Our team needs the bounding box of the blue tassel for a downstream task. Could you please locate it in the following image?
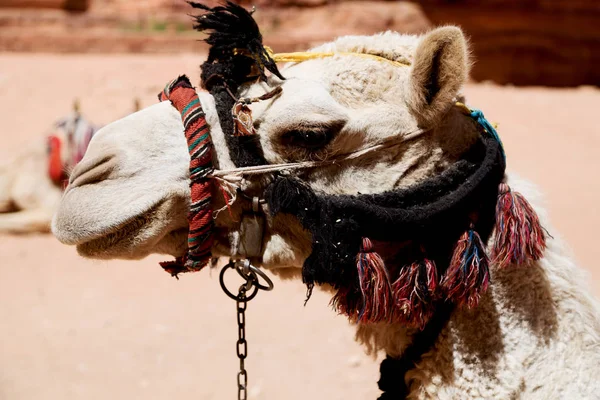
[469,108,505,160]
[441,229,490,308]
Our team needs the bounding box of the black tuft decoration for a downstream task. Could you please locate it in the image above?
[190,1,283,83]
[190,1,284,167]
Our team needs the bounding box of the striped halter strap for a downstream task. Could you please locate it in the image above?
[158,75,215,276]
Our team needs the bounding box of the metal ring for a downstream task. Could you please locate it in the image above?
[220,262,259,302]
[233,259,256,291]
[234,260,274,292]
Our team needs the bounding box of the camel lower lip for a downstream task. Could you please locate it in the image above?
[74,205,160,257]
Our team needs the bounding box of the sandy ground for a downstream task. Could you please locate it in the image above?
[0,53,599,400]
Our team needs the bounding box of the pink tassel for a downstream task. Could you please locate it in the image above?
[391,258,438,329]
[441,230,490,308]
[493,183,547,268]
[355,238,393,323]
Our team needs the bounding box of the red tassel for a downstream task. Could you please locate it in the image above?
[355,238,393,323]
[441,229,490,308]
[391,258,439,329]
[159,256,188,278]
[493,183,547,268]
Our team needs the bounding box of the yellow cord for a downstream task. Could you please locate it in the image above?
[454,101,472,115]
[455,102,499,129]
[264,46,411,68]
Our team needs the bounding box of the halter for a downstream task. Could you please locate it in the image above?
[159,2,548,398]
[157,76,215,274]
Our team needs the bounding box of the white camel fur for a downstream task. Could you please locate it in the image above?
[52,27,600,398]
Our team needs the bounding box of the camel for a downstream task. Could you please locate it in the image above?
[51,20,600,400]
[0,99,142,234]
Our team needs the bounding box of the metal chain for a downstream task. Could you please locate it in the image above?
[219,260,274,400]
[236,285,249,400]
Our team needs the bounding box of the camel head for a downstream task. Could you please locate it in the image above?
[52,25,474,264]
[53,3,540,329]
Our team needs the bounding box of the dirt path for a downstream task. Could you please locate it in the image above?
[0,54,598,400]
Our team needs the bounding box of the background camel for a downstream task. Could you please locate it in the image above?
[0,100,97,233]
[0,99,141,234]
[52,26,600,399]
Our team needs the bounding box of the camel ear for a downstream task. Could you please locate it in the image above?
[408,26,469,126]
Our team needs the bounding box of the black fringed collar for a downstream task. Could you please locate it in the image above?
[266,133,504,296]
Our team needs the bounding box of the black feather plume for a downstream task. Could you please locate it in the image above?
[188,1,280,167]
[189,1,283,83]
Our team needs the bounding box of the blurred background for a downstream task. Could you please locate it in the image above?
[0,1,598,399]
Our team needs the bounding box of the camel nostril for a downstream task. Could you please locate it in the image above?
[68,154,117,189]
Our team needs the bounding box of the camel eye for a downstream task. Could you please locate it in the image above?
[281,129,334,150]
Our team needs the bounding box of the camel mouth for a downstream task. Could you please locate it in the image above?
[76,225,189,260]
[68,201,156,258]
[74,207,156,258]
[53,191,189,260]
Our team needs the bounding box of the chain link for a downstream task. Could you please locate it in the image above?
[236,286,248,400]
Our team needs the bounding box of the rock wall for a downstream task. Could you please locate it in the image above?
[419,0,599,86]
[0,0,89,11]
[240,0,599,86]
[252,2,430,51]
[0,0,597,86]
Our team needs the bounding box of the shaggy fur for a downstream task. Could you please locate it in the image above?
[52,27,600,398]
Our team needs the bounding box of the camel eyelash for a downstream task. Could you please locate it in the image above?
[279,120,346,150]
[280,128,335,150]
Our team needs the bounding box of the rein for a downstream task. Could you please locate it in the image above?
[209,125,432,213]
[210,126,430,179]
